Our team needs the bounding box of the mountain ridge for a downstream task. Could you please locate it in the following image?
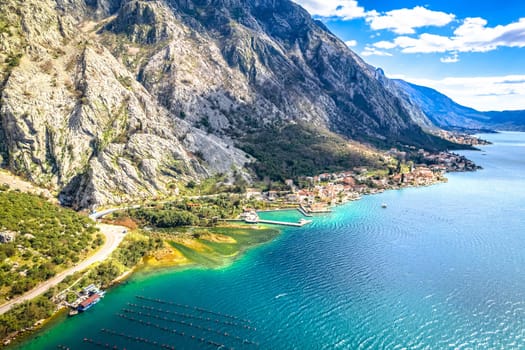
[0,0,460,208]
[393,79,525,132]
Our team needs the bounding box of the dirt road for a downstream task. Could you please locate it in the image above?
[0,223,127,315]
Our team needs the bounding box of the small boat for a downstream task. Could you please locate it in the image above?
[244,217,259,224]
[381,203,387,208]
[68,309,79,316]
[77,293,102,312]
[299,218,313,225]
[243,211,259,224]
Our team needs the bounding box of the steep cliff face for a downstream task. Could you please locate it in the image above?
[100,0,451,147]
[0,0,250,208]
[373,68,437,132]
[392,79,490,131]
[0,0,455,208]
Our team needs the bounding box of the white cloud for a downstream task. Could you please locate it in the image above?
[440,52,460,63]
[406,75,525,111]
[361,46,392,57]
[292,1,455,37]
[293,0,525,65]
[366,6,455,34]
[291,0,368,20]
[345,40,358,47]
[373,40,397,49]
[377,17,525,54]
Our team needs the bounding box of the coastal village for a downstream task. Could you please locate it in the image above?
[434,130,492,146]
[242,149,480,215]
[0,146,482,346]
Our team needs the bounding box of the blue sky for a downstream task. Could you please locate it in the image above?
[292,0,525,111]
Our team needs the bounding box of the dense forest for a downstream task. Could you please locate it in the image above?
[239,123,385,181]
[125,195,245,228]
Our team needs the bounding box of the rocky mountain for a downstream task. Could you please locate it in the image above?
[0,0,251,209]
[392,80,490,131]
[373,68,437,132]
[393,80,525,132]
[0,0,458,208]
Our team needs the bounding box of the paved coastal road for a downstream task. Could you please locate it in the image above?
[0,223,127,315]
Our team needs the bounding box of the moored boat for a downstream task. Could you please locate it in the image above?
[77,293,101,312]
[69,285,106,315]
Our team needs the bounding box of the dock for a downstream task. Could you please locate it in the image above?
[256,219,311,227]
[297,205,313,217]
[299,204,332,214]
[223,218,312,227]
[227,210,314,227]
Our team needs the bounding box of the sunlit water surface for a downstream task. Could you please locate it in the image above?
[14,132,525,349]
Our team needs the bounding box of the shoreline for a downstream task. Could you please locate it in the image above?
[11,132,524,350]
[2,161,478,347]
[3,174,450,346]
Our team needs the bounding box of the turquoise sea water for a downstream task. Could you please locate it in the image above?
[13,132,525,349]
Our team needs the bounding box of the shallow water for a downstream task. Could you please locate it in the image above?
[14,132,525,349]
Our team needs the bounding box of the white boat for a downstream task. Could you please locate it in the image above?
[245,217,259,224]
[244,211,259,223]
[381,203,387,208]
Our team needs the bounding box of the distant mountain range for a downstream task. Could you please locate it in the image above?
[482,110,525,131]
[393,80,525,132]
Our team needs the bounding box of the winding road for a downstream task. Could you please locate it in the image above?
[0,222,127,315]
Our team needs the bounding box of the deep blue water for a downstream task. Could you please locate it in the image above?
[14,132,525,349]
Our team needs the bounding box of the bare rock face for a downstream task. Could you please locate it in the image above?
[0,0,453,208]
[99,0,447,148]
[0,0,250,208]
[372,68,437,132]
[392,79,495,131]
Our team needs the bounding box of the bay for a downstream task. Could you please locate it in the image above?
[13,132,525,349]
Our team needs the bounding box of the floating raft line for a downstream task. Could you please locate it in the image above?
[136,295,252,323]
[116,313,236,350]
[82,337,122,349]
[122,308,258,346]
[101,328,175,349]
[128,303,256,330]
